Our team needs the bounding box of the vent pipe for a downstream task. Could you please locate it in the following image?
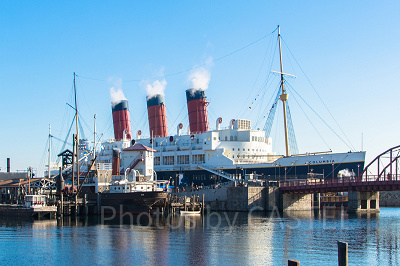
[216,117,222,130]
[177,123,183,136]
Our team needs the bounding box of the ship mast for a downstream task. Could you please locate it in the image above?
[74,72,80,188]
[48,124,51,179]
[278,25,290,157]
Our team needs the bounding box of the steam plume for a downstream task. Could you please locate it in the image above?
[188,67,211,93]
[110,87,127,107]
[146,79,167,99]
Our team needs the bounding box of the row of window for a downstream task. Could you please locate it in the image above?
[252,136,265,142]
[232,148,266,152]
[154,154,205,166]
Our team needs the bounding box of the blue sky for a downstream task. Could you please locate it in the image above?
[1,1,399,175]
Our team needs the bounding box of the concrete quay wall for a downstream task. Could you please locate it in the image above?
[176,185,266,211]
[177,185,313,212]
[380,191,400,207]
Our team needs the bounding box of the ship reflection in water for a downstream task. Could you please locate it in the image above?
[0,208,398,265]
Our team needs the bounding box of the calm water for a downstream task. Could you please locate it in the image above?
[0,208,399,265]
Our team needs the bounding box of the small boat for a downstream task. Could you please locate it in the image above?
[0,194,57,218]
[180,210,201,215]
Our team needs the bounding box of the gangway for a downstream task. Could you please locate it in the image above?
[197,165,236,181]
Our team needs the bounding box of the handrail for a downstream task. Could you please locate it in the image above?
[197,165,236,181]
[279,173,399,189]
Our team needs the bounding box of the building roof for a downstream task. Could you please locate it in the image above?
[123,144,156,152]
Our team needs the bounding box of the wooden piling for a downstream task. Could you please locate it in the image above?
[60,193,64,216]
[338,241,348,266]
[288,259,300,266]
[97,193,101,215]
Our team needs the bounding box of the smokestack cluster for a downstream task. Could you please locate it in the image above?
[186,89,210,134]
[112,100,132,141]
[147,95,168,138]
[7,158,10,173]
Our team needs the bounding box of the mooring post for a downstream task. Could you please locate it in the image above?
[84,194,88,216]
[61,193,64,216]
[288,259,300,266]
[184,195,187,211]
[97,193,101,215]
[338,241,348,266]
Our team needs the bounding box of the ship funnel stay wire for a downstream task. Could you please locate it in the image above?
[281,37,356,151]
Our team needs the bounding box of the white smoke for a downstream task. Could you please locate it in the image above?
[338,169,354,177]
[110,87,127,107]
[188,67,211,92]
[146,79,167,99]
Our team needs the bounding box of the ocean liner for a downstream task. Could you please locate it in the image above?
[96,26,365,187]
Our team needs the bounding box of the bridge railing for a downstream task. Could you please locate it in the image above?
[280,173,399,188]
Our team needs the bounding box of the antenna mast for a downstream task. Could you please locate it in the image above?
[278,25,290,157]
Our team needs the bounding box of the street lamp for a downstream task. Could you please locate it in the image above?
[285,167,287,182]
[277,163,281,180]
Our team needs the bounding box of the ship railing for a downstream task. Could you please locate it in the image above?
[200,180,234,190]
[97,163,112,170]
[235,159,271,164]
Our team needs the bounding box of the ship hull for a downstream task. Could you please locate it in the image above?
[154,152,365,186]
[99,191,168,214]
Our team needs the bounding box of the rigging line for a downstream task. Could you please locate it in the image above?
[168,104,187,133]
[287,82,353,150]
[56,117,76,164]
[288,86,331,150]
[281,37,356,151]
[135,109,149,134]
[255,76,280,128]
[38,138,49,177]
[78,114,94,136]
[286,102,299,155]
[252,41,280,124]
[236,33,276,117]
[238,38,279,119]
[76,77,94,116]
[99,114,113,138]
[76,29,278,83]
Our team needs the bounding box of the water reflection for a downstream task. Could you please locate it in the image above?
[0,208,398,265]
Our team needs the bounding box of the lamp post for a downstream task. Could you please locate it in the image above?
[277,163,281,180]
[292,160,298,179]
[285,167,287,182]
